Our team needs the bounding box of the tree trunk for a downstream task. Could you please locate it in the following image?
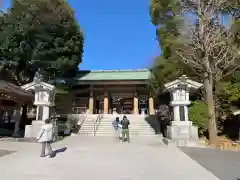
[204,72,218,144]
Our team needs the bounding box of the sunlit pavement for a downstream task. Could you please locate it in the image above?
[0,136,219,180]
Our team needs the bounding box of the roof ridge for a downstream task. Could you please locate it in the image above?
[79,69,149,73]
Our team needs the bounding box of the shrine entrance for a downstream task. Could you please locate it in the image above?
[110,92,134,114]
[71,70,156,115]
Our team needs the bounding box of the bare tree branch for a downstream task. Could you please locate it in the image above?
[175,0,239,83]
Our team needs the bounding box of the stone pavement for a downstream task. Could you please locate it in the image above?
[0,136,219,180]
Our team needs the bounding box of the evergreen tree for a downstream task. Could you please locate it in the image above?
[0,0,84,85]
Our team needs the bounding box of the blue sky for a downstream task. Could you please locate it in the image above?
[3,0,160,70]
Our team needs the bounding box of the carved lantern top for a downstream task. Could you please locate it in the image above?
[21,81,55,92]
[163,75,203,106]
[21,71,55,106]
[164,75,203,92]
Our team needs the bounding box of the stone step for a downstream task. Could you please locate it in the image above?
[95,133,155,136]
[96,130,154,132]
[80,127,154,130]
[95,130,154,133]
[78,132,155,135]
[78,129,155,133]
[92,131,154,135]
[94,132,155,134]
[96,130,154,133]
[99,122,151,124]
[77,115,156,137]
[99,124,151,126]
[81,124,153,127]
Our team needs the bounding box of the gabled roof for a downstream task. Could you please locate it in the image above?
[164,75,203,91]
[0,81,32,97]
[0,80,33,103]
[74,69,150,81]
[21,81,55,91]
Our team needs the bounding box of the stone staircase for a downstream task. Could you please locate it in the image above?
[75,114,155,137]
[77,114,99,136]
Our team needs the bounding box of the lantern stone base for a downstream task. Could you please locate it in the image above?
[166,121,199,146]
[24,120,45,138]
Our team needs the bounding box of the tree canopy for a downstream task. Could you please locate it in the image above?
[0,0,84,85]
[149,0,197,93]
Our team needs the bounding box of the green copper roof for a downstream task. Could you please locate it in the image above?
[75,69,150,81]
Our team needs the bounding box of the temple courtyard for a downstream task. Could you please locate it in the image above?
[1,136,237,180]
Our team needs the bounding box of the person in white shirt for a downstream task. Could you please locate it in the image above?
[112,117,121,140]
[36,118,55,158]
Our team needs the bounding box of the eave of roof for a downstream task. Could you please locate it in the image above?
[74,69,150,81]
[0,81,33,97]
[0,80,33,103]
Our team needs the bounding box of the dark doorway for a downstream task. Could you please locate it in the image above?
[122,98,133,114]
[179,106,185,121]
[95,99,100,114]
[38,107,43,120]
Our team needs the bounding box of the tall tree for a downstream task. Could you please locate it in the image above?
[150,0,197,93]
[175,0,240,144]
[150,0,240,144]
[0,0,84,85]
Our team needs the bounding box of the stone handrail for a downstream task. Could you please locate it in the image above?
[77,109,89,126]
[94,111,104,136]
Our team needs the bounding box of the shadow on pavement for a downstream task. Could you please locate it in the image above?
[0,149,15,158]
[55,147,67,154]
[180,147,240,180]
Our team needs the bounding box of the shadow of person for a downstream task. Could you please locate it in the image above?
[54,147,68,154]
[41,147,67,158]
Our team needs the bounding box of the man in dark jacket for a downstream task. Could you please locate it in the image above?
[120,116,130,142]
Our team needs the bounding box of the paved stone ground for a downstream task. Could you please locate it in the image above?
[0,136,219,180]
[180,147,240,180]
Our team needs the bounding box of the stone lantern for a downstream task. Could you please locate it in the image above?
[164,75,203,146]
[21,69,56,138]
[33,82,55,121]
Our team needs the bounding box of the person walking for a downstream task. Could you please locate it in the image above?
[36,118,56,158]
[120,116,130,143]
[112,117,120,140]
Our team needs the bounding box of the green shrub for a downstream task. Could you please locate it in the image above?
[189,100,208,136]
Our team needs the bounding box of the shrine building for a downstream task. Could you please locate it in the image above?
[70,69,155,115]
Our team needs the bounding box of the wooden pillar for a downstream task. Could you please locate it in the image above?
[148,94,155,115]
[133,92,139,114]
[103,92,108,114]
[88,90,94,114]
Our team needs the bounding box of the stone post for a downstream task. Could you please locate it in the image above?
[36,106,39,120]
[42,106,50,121]
[184,106,189,121]
[133,92,139,114]
[103,92,109,114]
[173,106,180,121]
